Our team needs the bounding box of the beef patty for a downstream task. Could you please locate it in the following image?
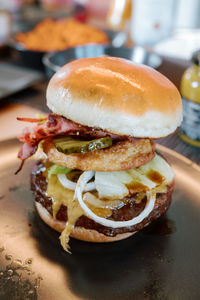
[31,161,174,237]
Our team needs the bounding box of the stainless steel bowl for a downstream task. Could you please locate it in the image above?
[43,44,162,78]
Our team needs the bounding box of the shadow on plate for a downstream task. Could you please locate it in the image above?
[28,210,173,300]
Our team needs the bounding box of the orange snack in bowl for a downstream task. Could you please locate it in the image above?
[15,18,109,52]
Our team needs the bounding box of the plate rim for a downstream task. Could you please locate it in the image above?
[156,143,200,172]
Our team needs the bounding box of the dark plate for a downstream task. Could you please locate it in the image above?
[43,45,162,78]
[0,140,200,299]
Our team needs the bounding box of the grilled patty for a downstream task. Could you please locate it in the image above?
[31,161,174,237]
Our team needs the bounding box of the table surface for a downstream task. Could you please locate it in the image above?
[0,51,199,165]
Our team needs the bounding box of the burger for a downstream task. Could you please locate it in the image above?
[17,57,182,252]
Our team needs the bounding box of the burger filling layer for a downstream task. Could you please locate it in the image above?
[17,114,175,251]
[31,153,175,251]
[16,114,155,173]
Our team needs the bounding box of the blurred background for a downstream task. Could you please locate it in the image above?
[0,0,200,158]
[1,0,200,57]
[0,3,200,300]
[0,0,200,66]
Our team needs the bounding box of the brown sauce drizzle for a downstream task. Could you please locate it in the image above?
[126,181,148,194]
[147,170,165,184]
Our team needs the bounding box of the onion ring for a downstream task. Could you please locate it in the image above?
[76,171,156,228]
[58,173,96,192]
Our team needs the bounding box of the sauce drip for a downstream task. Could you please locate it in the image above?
[147,170,165,185]
[126,181,148,194]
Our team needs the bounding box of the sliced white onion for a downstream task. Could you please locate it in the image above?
[127,169,156,189]
[58,173,96,192]
[76,171,156,229]
[138,153,175,184]
[95,172,129,199]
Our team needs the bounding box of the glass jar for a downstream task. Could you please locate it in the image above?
[180,50,200,147]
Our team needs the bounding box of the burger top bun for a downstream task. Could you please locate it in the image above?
[47,57,182,138]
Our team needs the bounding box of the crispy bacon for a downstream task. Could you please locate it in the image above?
[15,143,38,174]
[17,117,48,123]
[16,113,131,173]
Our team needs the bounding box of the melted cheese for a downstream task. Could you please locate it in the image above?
[60,201,83,252]
[47,175,75,218]
[46,175,83,252]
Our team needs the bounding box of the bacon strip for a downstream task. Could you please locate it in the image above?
[16,114,131,172]
[17,117,47,123]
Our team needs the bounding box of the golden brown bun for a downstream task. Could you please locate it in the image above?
[47,56,182,138]
[35,202,135,242]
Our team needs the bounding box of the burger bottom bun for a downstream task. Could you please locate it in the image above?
[35,202,135,243]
